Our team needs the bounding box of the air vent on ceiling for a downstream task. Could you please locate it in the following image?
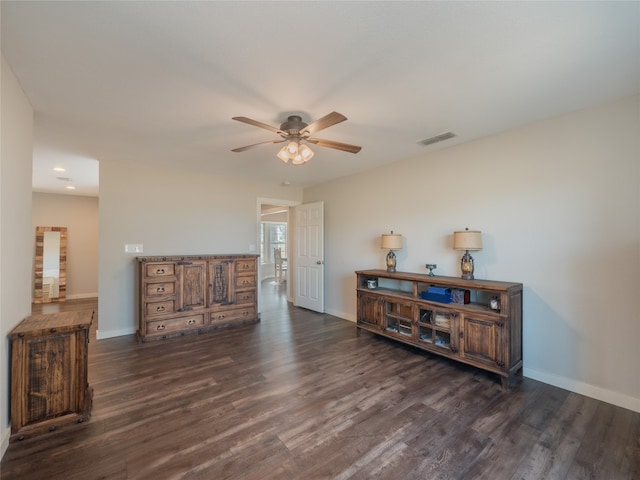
[417,131,457,147]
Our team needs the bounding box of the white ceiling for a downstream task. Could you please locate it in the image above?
[2,1,639,197]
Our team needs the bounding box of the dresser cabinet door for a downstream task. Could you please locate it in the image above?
[208,260,233,306]
[177,260,207,311]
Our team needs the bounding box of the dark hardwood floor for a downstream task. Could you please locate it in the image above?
[2,282,638,479]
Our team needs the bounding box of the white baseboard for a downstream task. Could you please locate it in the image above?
[524,367,640,413]
[1,425,10,461]
[96,326,136,340]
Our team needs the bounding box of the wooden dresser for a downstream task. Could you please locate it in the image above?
[137,254,259,342]
[9,310,93,442]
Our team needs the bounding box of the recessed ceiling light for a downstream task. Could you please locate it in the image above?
[53,167,66,172]
[65,186,76,190]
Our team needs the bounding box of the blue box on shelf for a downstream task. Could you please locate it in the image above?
[426,286,449,295]
[420,289,452,304]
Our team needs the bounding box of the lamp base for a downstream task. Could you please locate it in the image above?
[460,251,475,280]
[386,250,397,273]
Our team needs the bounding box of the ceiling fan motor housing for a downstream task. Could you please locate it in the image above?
[280,115,308,136]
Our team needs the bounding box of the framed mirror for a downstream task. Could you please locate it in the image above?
[34,226,67,303]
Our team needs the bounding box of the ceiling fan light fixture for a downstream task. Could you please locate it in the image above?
[299,144,314,161]
[277,141,314,165]
[277,146,290,163]
[286,140,299,155]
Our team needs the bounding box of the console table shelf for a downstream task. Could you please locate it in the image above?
[356,269,523,388]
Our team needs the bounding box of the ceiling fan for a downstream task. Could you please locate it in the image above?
[231,111,361,165]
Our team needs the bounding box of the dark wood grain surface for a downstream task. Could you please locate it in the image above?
[2,285,638,479]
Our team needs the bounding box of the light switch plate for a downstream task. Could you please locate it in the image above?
[125,244,143,253]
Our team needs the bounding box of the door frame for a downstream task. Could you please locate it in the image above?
[256,197,301,311]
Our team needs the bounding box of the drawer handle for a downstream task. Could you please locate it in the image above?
[156,286,165,293]
[187,319,196,325]
[218,315,225,320]
[243,311,249,316]
[156,324,166,331]
[242,280,250,285]
[156,306,165,312]
[156,268,165,274]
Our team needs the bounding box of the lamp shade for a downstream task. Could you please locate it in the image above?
[453,229,482,251]
[381,232,403,250]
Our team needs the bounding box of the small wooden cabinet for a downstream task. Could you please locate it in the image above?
[356,269,523,388]
[137,254,259,342]
[9,310,93,442]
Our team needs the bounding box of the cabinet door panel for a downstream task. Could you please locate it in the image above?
[382,298,415,339]
[357,292,380,328]
[26,335,76,422]
[208,260,233,306]
[177,261,207,310]
[462,314,503,367]
[417,308,457,352]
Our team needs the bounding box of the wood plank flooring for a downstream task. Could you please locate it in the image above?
[2,283,639,479]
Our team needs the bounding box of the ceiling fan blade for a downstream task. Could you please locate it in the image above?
[307,137,362,153]
[232,116,284,135]
[301,111,347,135]
[231,139,285,152]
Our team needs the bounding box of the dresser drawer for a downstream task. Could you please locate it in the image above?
[235,258,257,274]
[145,299,176,316]
[209,306,257,325]
[145,263,175,278]
[235,275,256,289]
[145,282,176,297]
[146,314,204,335]
[235,290,256,305]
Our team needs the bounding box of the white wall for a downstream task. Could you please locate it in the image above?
[0,55,34,457]
[98,160,303,339]
[304,95,640,412]
[32,193,99,299]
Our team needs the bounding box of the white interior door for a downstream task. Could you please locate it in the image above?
[294,201,324,312]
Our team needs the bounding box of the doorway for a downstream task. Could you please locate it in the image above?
[257,198,300,310]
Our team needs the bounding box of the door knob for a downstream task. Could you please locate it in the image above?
[316,260,324,265]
